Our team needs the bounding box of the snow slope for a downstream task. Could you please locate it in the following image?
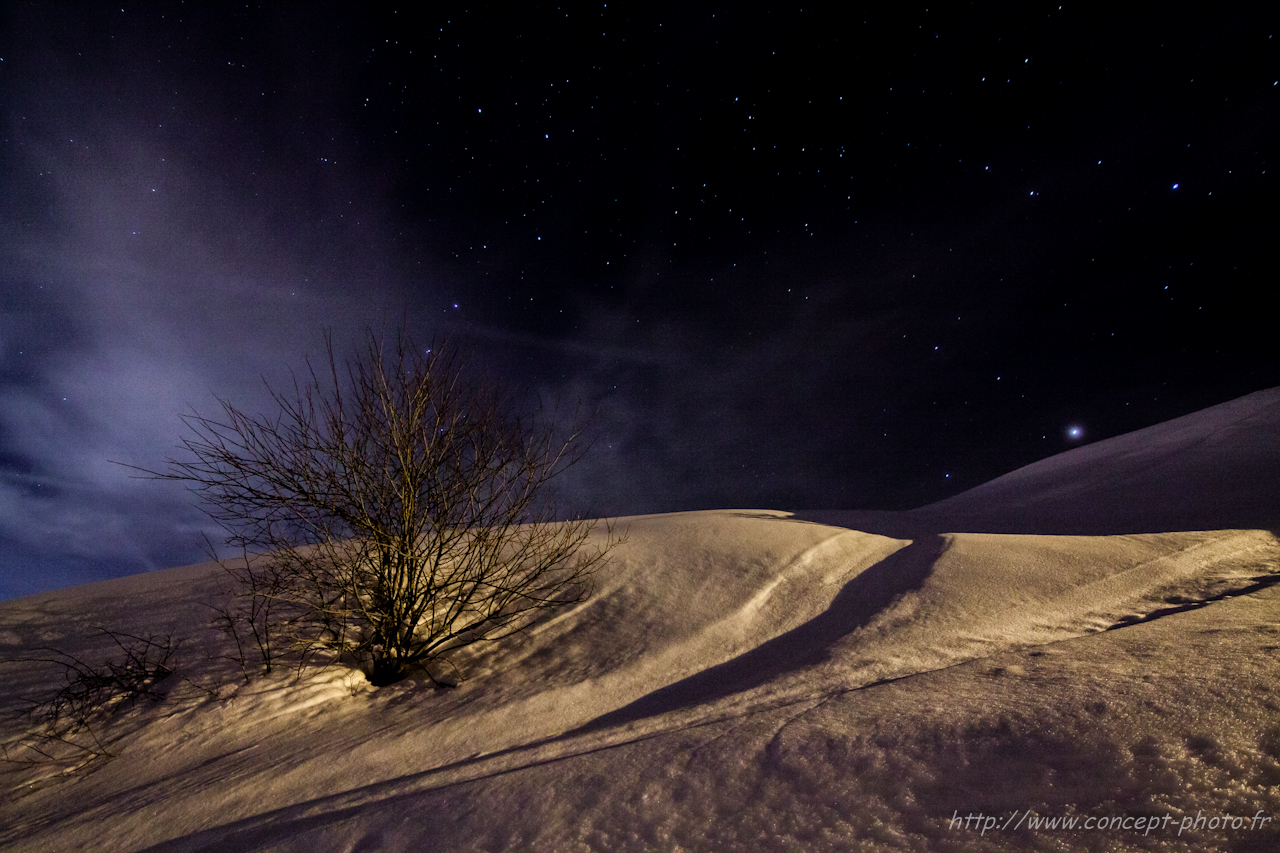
[914,386,1280,534]
[2,389,1279,852]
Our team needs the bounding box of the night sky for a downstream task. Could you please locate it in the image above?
[1,3,1277,598]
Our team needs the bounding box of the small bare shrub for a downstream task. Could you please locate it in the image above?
[2,629,177,770]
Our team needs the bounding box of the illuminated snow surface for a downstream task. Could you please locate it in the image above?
[3,388,1280,852]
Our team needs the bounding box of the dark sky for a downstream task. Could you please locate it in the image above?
[1,3,1276,597]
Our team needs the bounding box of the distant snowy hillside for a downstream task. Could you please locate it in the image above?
[914,387,1280,534]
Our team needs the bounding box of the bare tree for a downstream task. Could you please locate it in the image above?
[149,329,615,686]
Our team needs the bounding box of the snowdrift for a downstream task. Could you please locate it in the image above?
[2,388,1279,852]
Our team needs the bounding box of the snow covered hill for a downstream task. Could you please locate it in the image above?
[2,390,1279,852]
[915,387,1280,534]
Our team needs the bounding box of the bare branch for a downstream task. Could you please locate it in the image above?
[2,630,178,771]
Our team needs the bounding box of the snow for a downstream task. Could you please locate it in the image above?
[3,388,1280,851]
[911,387,1280,535]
